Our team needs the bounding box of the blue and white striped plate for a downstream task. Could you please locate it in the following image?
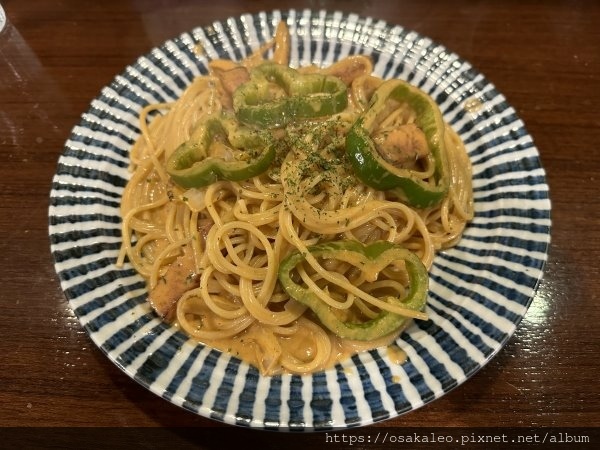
[49,10,551,430]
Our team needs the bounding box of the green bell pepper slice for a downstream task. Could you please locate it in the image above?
[233,62,348,128]
[166,115,276,188]
[278,240,428,341]
[345,79,449,208]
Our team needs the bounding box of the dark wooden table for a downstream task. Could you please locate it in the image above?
[1,0,598,447]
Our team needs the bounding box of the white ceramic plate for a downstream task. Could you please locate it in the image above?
[49,9,551,430]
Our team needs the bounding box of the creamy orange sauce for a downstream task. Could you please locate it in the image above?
[174,317,412,376]
[193,43,205,56]
[386,344,408,365]
[463,97,483,113]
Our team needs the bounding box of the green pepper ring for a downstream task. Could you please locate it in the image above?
[278,240,428,341]
[166,116,276,188]
[345,79,450,208]
[233,62,348,128]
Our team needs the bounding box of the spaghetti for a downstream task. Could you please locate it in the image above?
[117,22,473,375]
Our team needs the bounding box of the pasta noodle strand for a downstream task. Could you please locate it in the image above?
[117,23,473,376]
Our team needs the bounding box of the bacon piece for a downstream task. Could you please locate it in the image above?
[148,247,199,321]
[213,66,250,109]
[373,123,430,170]
[323,55,373,86]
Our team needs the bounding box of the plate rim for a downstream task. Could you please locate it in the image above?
[48,8,551,430]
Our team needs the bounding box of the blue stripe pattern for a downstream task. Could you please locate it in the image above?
[48,9,551,430]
